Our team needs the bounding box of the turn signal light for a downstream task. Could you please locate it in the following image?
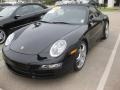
[70,49,78,55]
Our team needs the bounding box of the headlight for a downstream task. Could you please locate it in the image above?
[5,33,15,46]
[50,40,67,57]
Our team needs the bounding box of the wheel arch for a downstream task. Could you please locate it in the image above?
[104,15,109,24]
[0,27,9,36]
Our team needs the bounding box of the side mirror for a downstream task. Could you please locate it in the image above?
[14,15,21,19]
[92,17,103,22]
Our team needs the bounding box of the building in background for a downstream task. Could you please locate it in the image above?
[98,0,120,7]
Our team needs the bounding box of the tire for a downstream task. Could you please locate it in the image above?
[0,29,7,44]
[73,41,87,71]
[102,22,109,40]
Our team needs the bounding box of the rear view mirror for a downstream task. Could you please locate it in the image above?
[92,17,103,22]
[14,15,21,19]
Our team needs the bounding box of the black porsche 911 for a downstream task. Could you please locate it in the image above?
[2,4,109,77]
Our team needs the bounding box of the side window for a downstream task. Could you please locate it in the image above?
[32,5,44,12]
[89,13,96,27]
[15,5,33,16]
[89,7,100,17]
[89,14,95,20]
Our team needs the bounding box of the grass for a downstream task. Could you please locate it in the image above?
[99,7,120,12]
[0,53,3,61]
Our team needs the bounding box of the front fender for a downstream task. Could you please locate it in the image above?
[62,25,88,49]
[38,25,88,59]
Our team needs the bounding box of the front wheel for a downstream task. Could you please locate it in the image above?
[73,41,87,71]
[102,22,109,40]
[0,29,7,44]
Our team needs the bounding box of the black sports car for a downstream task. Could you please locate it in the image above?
[2,4,109,78]
[0,3,48,44]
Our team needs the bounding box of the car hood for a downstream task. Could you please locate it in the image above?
[10,23,81,54]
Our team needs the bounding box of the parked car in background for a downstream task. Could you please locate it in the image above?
[0,3,48,44]
[55,0,76,5]
[4,1,24,4]
[55,0,99,6]
[0,3,12,11]
[62,0,76,4]
[0,3,12,7]
[3,4,109,78]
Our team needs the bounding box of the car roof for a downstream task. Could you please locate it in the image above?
[2,3,44,7]
[57,3,94,8]
[4,3,48,9]
[0,3,12,6]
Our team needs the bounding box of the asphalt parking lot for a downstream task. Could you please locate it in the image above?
[0,12,120,90]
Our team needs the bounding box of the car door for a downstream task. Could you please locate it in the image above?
[11,5,47,30]
[87,7,104,48]
[9,5,35,31]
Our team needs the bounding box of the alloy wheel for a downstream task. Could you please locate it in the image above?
[0,30,6,44]
[76,42,87,69]
[105,23,109,38]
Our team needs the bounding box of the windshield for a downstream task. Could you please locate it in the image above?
[0,7,3,11]
[0,6,17,17]
[41,6,87,24]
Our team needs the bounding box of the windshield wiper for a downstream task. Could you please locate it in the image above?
[39,20,52,23]
[51,21,74,25]
[40,21,75,25]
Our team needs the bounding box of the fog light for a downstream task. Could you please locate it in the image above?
[41,63,62,69]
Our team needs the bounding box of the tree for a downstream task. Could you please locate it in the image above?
[43,0,55,5]
[0,0,5,3]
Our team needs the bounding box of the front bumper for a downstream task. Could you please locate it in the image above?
[3,47,76,78]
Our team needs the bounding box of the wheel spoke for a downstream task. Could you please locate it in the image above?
[0,30,6,44]
[76,43,87,69]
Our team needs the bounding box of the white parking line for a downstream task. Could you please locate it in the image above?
[0,88,3,90]
[0,62,4,68]
[97,34,120,90]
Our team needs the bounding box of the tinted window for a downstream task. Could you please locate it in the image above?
[0,6,3,11]
[0,6,17,17]
[32,5,43,12]
[42,6,87,24]
[16,5,33,16]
